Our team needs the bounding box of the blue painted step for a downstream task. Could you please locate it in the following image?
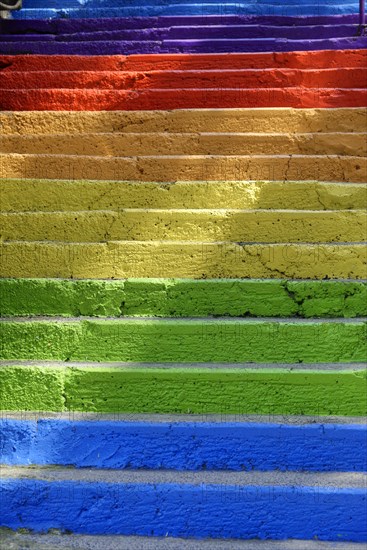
[12,5,362,20]
[1,417,366,472]
[21,0,360,7]
[1,467,366,541]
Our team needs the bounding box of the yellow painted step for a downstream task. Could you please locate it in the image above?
[2,180,366,212]
[2,209,366,243]
[1,154,365,182]
[1,132,365,157]
[1,108,365,135]
[1,241,365,279]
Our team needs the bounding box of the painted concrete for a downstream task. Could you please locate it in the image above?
[2,209,366,243]
[2,88,366,110]
[1,417,366,471]
[1,153,366,182]
[2,68,367,90]
[1,362,366,415]
[1,25,366,42]
[0,15,362,37]
[1,50,365,72]
[1,278,366,318]
[10,4,366,19]
[2,132,366,157]
[1,241,366,279]
[2,108,364,135]
[1,467,366,541]
[2,180,366,212]
[1,317,366,362]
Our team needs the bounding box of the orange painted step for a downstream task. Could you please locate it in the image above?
[1,88,366,110]
[2,68,366,91]
[1,49,366,73]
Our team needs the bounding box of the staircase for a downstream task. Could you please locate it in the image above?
[0,0,366,548]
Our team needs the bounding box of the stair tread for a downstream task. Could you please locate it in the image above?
[2,465,366,487]
[0,532,365,550]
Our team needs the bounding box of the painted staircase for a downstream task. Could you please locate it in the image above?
[0,0,367,547]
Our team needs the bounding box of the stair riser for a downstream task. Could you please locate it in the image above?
[1,155,365,182]
[11,5,364,19]
[19,0,363,8]
[2,108,364,134]
[1,364,366,415]
[2,133,365,156]
[2,37,367,55]
[2,419,366,471]
[1,477,366,541]
[2,88,366,110]
[0,25,362,41]
[3,181,366,212]
[3,68,366,90]
[1,279,366,318]
[2,50,365,71]
[1,242,366,279]
[1,319,366,363]
[2,210,366,243]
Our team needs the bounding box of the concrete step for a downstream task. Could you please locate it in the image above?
[1,241,366,279]
[3,68,366,90]
[1,278,366,318]
[2,180,366,212]
[1,413,366,471]
[1,153,365,182]
[1,50,365,72]
[2,108,364,135]
[1,531,367,550]
[2,359,366,415]
[2,209,366,243]
[1,24,364,42]
[2,36,367,55]
[1,316,366,362]
[10,5,363,19]
[1,466,366,540]
[2,87,366,110]
[19,0,362,8]
[2,132,366,156]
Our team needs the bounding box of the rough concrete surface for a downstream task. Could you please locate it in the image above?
[1,361,366,415]
[2,180,366,212]
[1,278,366,318]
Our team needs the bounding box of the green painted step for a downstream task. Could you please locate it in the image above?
[1,362,366,415]
[1,279,366,318]
[0,318,366,363]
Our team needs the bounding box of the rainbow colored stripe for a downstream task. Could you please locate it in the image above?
[0,0,366,544]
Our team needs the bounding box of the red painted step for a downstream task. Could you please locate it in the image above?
[1,87,365,110]
[2,68,366,91]
[1,49,366,73]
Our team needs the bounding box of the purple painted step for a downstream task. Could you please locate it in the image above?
[0,25,361,42]
[0,14,360,35]
[1,36,366,54]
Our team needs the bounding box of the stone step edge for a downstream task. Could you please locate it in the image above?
[0,532,365,550]
[2,465,366,488]
[2,410,366,423]
[2,316,366,322]
[1,359,366,370]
